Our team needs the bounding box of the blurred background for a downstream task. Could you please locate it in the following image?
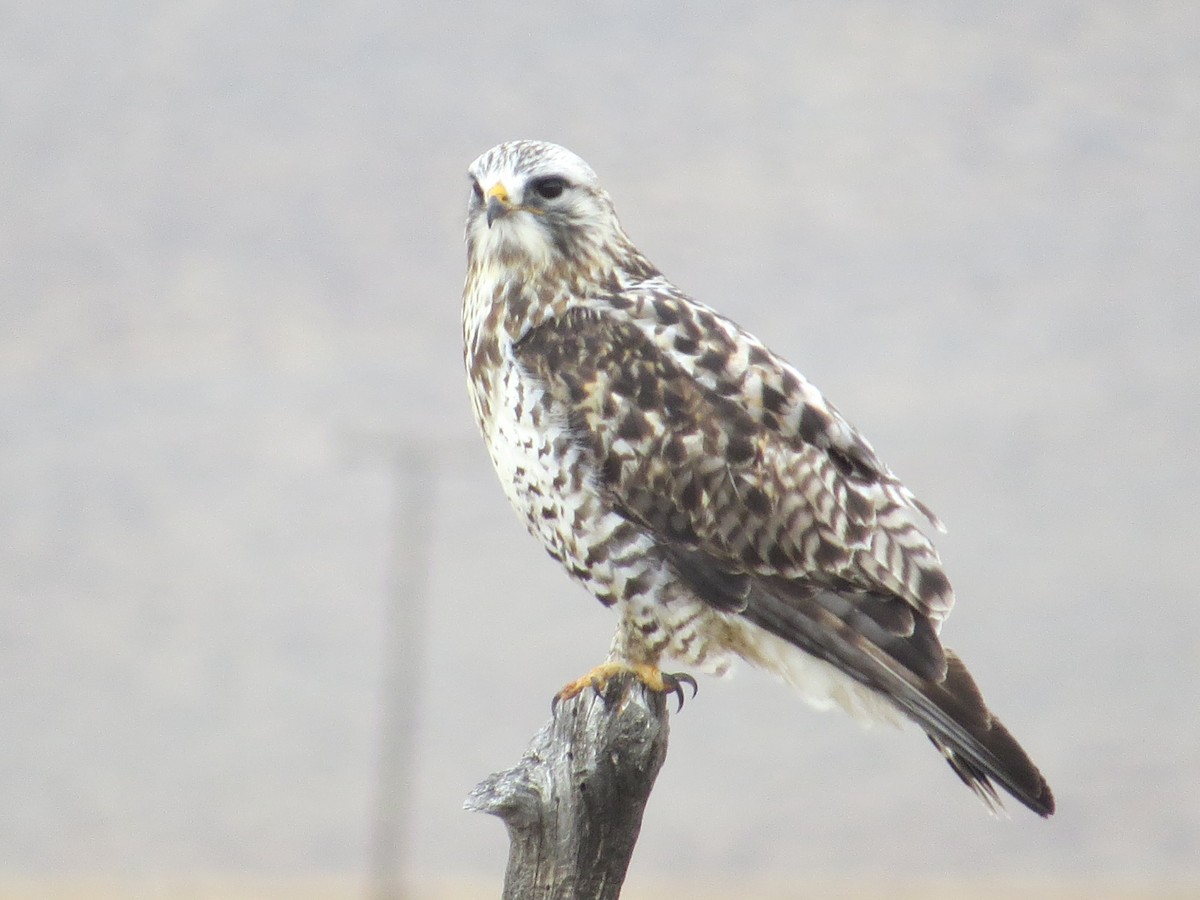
[2,1,1197,897]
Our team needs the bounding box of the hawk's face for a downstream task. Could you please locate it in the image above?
[466,140,622,275]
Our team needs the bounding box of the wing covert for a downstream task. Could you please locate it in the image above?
[514,298,950,621]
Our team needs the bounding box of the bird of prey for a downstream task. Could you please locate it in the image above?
[461,139,1054,817]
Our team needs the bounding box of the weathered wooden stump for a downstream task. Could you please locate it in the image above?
[464,674,671,900]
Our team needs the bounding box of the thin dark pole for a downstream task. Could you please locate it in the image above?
[366,442,435,900]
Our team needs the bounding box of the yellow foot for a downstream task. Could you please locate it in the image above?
[552,662,697,713]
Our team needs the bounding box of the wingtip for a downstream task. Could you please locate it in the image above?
[1030,782,1057,818]
[929,730,1056,819]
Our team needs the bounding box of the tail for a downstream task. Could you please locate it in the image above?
[741,578,1055,817]
[922,650,1055,817]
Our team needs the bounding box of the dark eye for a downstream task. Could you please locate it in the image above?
[470,179,484,202]
[529,176,568,201]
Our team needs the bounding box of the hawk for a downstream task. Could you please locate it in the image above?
[462,139,1054,817]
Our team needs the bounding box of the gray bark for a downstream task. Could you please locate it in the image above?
[464,674,671,900]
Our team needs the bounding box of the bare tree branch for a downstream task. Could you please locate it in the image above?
[465,674,671,900]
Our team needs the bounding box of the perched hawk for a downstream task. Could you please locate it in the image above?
[462,139,1054,817]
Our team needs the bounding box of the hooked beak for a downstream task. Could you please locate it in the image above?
[485,183,511,227]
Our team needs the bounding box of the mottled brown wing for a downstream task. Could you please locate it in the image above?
[516,303,1056,817]
[514,301,950,621]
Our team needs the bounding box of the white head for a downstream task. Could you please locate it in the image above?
[465,140,632,276]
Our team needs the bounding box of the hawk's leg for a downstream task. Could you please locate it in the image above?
[553,662,697,713]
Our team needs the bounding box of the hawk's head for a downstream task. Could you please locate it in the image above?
[465,140,629,277]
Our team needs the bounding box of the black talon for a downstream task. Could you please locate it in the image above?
[551,676,611,715]
[663,671,698,712]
